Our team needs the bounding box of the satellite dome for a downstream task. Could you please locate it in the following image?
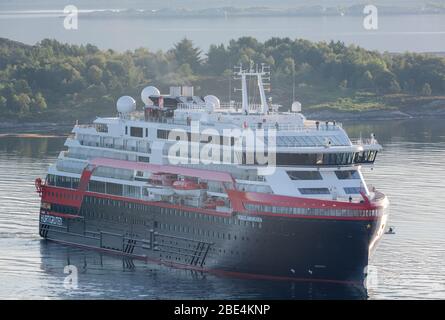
[204,95,220,109]
[117,96,136,114]
[141,86,160,105]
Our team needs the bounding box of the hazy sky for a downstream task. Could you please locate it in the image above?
[1,0,445,53]
[1,0,443,10]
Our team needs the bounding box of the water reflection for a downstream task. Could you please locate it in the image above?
[38,241,367,300]
[0,136,65,159]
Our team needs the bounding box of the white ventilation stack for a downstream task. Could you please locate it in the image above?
[182,86,194,97]
[169,86,182,97]
[291,101,302,112]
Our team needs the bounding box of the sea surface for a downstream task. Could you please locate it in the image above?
[0,9,445,52]
[0,118,444,299]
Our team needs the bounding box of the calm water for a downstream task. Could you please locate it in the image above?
[1,10,445,52]
[0,118,444,299]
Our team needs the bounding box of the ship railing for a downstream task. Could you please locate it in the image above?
[177,102,207,110]
[247,122,342,132]
[77,138,151,154]
[177,102,281,112]
[351,138,379,146]
[366,185,386,202]
[244,203,385,218]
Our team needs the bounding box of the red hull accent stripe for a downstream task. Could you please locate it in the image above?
[40,185,384,221]
[227,190,387,211]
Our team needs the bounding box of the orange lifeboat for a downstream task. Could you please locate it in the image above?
[172,179,207,197]
[203,198,225,209]
[148,173,176,186]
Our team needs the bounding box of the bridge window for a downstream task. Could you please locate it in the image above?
[354,150,378,164]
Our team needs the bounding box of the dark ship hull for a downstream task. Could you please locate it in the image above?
[38,187,388,285]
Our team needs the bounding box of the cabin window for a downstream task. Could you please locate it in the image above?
[287,171,322,180]
[157,129,170,139]
[335,170,360,180]
[298,188,330,195]
[96,124,108,133]
[88,180,106,193]
[344,187,362,194]
[130,127,143,138]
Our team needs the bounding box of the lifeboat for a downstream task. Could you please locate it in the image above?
[145,185,175,197]
[203,198,226,209]
[172,179,207,197]
[148,173,176,186]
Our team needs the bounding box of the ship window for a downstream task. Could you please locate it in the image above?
[89,181,106,193]
[157,129,170,139]
[335,170,360,180]
[344,187,362,194]
[287,171,322,180]
[106,182,123,196]
[130,127,143,138]
[125,126,128,135]
[354,151,378,164]
[260,152,357,166]
[96,124,108,133]
[298,188,330,195]
[145,128,148,137]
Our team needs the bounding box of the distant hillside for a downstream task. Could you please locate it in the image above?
[0,37,445,123]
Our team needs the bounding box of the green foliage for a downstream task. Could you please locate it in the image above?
[0,36,445,120]
[171,38,202,73]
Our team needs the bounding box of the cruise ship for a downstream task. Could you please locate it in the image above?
[35,64,389,285]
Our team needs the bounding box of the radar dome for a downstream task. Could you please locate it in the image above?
[204,95,220,109]
[117,96,136,114]
[141,86,160,105]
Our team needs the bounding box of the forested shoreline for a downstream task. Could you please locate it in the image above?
[1,36,445,123]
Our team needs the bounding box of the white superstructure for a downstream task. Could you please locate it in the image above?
[48,64,382,205]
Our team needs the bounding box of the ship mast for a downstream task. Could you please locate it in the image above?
[234,63,271,115]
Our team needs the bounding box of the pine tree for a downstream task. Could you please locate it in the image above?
[171,38,202,73]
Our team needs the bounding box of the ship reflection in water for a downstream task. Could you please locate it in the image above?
[38,241,367,299]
